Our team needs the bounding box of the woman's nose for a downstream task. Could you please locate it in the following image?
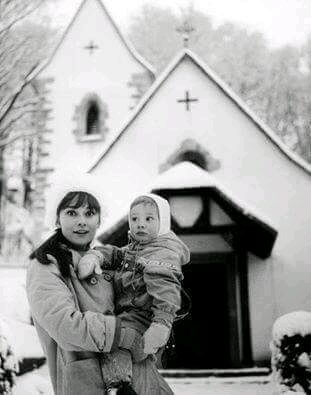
[137,221,145,228]
[76,215,87,226]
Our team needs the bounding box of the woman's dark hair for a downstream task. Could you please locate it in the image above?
[30,191,101,277]
[56,191,101,224]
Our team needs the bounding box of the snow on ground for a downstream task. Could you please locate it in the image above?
[168,377,276,394]
[13,365,54,395]
[13,367,276,395]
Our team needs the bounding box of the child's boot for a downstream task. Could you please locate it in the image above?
[116,382,137,395]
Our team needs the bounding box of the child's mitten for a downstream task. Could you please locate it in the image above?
[118,327,148,363]
[143,323,170,354]
[77,250,103,279]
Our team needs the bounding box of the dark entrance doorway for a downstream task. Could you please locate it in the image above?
[169,253,243,369]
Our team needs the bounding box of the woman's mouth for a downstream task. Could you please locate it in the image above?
[73,230,89,235]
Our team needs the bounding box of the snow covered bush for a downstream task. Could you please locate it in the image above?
[271,311,311,394]
[0,319,18,394]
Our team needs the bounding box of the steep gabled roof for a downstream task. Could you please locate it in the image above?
[89,48,311,176]
[35,0,155,76]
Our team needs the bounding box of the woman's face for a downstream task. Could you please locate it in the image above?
[58,202,100,247]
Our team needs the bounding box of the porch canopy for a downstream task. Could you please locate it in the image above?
[98,161,278,259]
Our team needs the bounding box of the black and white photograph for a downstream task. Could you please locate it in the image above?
[1,0,311,393]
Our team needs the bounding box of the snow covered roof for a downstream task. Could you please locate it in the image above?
[98,161,277,258]
[34,0,155,76]
[151,161,215,190]
[153,161,276,226]
[89,48,311,176]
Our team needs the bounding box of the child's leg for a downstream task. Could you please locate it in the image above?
[101,349,134,391]
[132,356,174,395]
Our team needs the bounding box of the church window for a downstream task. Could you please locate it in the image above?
[180,151,207,169]
[86,102,99,135]
[73,93,109,142]
[159,139,220,173]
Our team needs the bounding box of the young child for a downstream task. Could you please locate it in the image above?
[77,193,190,394]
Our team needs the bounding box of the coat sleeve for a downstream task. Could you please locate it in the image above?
[26,260,120,353]
[142,261,183,328]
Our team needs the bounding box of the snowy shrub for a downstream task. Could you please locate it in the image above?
[0,319,18,394]
[271,311,311,394]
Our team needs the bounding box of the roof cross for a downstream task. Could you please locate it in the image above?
[177,90,198,111]
[176,19,195,47]
[84,40,99,55]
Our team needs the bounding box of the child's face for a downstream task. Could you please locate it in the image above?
[57,200,100,247]
[129,202,160,243]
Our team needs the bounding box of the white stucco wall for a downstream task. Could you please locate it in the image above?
[38,0,150,216]
[91,55,311,363]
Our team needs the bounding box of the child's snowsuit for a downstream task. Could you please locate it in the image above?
[78,194,190,391]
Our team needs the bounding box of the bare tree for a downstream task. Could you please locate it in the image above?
[0,0,46,145]
[0,0,53,249]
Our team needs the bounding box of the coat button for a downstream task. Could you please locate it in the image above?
[124,263,129,269]
[90,277,98,285]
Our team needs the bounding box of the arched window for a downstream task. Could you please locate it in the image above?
[159,139,220,173]
[180,151,207,169]
[73,94,109,141]
[86,101,99,135]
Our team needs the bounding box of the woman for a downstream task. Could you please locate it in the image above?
[26,187,173,395]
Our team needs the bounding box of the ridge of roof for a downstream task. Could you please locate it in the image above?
[34,0,155,77]
[89,48,311,176]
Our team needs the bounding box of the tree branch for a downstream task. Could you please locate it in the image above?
[0,1,42,36]
[0,130,37,149]
[0,62,39,126]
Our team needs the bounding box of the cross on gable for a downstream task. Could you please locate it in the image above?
[84,40,99,55]
[177,90,199,111]
[176,19,195,47]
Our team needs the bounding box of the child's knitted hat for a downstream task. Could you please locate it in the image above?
[129,193,171,236]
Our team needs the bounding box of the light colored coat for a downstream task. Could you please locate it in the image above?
[26,259,117,395]
[26,258,174,395]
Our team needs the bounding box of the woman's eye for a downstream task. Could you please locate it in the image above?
[146,216,154,221]
[86,210,95,217]
[131,217,137,222]
[66,210,76,216]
